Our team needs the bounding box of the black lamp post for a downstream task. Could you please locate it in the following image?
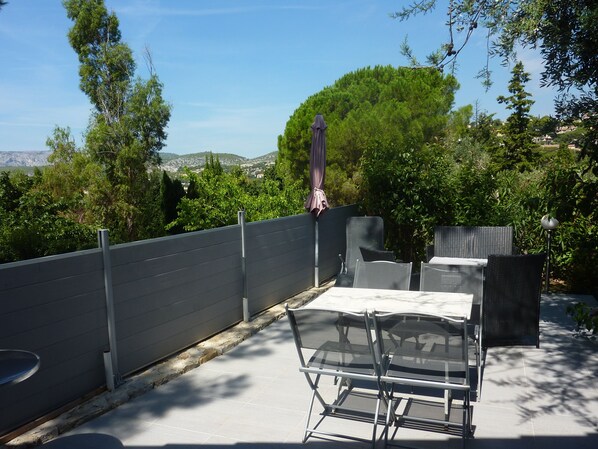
[541,214,559,293]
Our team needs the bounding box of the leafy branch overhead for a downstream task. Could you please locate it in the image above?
[393,0,598,173]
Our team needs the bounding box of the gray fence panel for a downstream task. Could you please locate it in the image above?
[245,214,314,315]
[0,250,108,436]
[318,205,359,282]
[109,226,243,375]
[0,208,355,437]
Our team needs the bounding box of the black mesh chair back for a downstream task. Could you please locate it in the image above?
[354,261,412,290]
[483,253,546,348]
[336,216,384,287]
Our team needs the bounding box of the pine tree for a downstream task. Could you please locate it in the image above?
[497,61,537,171]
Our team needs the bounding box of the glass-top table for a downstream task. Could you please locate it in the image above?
[0,349,40,387]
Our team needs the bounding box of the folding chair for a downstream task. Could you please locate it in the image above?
[354,260,412,290]
[420,262,484,396]
[286,305,386,447]
[370,311,472,445]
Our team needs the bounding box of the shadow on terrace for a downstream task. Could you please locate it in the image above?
[39,434,598,449]
[23,292,598,449]
[485,295,597,431]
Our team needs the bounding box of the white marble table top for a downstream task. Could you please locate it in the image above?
[305,287,473,319]
[429,256,488,267]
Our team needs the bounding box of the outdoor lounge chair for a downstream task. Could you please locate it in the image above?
[370,311,473,445]
[286,305,386,447]
[354,260,412,290]
[483,253,546,348]
[336,216,387,287]
[420,263,485,396]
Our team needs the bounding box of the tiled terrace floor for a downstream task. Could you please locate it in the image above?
[19,293,598,448]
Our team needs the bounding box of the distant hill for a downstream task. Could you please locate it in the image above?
[160,151,277,177]
[0,150,278,178]
[0,151,50,167]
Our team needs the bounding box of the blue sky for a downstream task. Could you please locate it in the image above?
[0,0,559,158]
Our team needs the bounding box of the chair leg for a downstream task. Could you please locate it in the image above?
[477,354,482,400]
[463,391,472,442]
[477,345,486,400]
[459,395,472,449]
[301,373,330,442]
[382,384,398,448]
[384,398,393,448]
[371,392,383,449]
[303,388,317,443]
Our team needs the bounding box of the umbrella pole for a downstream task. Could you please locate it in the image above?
[314,218,319,287]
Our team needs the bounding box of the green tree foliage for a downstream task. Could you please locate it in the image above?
[171,157,243,232]
[446,135,597,293]
[63,0,171,242]
[278,66,459,261]
[160,171,186,234]
[186,176,199,200]
[529,115,558,138]
[553,126,585,147]
[541,149,598,291]
[1,0,173,263]
[393,0,598,173]
[530,1,598,175]
[0,171,28,215]
[0,170,96,263]
[449,138,499,225]
[246,175,306,222]
[277,65,458,206]
[467,111,502,156]
[445,105,473,144]
[361,140,454,262]
[496,61,537,171]
[42,127,99,225]
[171,155,305,232]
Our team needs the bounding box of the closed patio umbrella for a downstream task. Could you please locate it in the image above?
[304,114,329,217]
[305,114,328,287]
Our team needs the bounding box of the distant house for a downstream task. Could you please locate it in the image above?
[557,125,577,134]
[533,135,554,145]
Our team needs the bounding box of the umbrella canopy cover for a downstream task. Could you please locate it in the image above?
[305,114,329,217]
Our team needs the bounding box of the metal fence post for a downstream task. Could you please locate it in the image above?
[314,217,319,287]
[98,229,122,389]
[238,211,250,322]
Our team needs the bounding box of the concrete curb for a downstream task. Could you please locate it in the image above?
[6,281,334,448]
